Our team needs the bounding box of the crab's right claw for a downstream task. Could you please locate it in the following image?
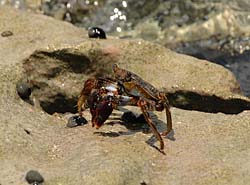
[91,99,113,129]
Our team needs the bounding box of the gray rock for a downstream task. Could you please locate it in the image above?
[67,115,87,128]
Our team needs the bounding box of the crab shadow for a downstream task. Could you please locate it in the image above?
[93,109,175,152]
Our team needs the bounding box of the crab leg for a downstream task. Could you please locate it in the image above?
[158,94,172,136]
[162,103,172,136]
[137,99,164,150]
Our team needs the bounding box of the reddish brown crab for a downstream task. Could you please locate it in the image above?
[77,64,172,151]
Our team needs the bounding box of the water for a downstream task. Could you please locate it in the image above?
[0,0,26,9]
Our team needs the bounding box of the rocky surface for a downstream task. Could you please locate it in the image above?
[2,0,250,96]
[1,6,250,185]
[38,0,250,97]
[21,38,250,114]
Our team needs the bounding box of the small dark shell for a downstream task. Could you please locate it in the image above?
[135,114,147,123]
[67,115,87,128]
[121,112,149,131]
[1,31,13,37]
[121,111,137,123]
[25,170,44,184]
[16,82,31,99]
[136,114,150,133]
[88,27,106,39]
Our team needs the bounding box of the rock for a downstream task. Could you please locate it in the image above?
[0,6,87,66]
[161,6,250,97]
[167,36,250,97]
[22,38,250,113]
[0,6,250,185]
[67,115,87,128]
[40,0,162,33]
[5,0,250,97]
[163,8,250,44]
[1,6,249,114]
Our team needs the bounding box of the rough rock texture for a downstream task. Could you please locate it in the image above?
[1,6,250,185]
[4,1,250,97]
[22,37,250,114]
[0,6,87,66]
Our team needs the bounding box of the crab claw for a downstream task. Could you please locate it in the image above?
[90,98,113,129]
[77,78,98,115]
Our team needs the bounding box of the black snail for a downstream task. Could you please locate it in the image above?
[88,27,106,39]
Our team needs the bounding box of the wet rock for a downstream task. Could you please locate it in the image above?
[160,6,250,97]
[25,170,44,184]
[40,0,68,20]
[67,115,87,128]
[88,27,106,39]
[168,36,250,97]
[40,0,161,33]
[16,81,31,99]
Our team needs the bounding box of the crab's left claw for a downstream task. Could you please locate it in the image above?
[77,78,98,115]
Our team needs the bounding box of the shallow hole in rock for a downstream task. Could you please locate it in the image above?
[39,94,78,115]
[37,89,250,116]
[22,49,113,115]
[24,129,31,135]
[167,90,250,114]
[22,49,250,115]
[94,131,121,137]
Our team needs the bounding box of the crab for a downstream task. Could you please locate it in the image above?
[77,64,172,151]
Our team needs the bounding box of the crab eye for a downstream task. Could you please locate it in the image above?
[112,63,118,71]
[123,72,132,82]
[125,76,131,81]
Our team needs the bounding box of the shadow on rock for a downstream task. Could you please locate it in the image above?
[93,110,176,154]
